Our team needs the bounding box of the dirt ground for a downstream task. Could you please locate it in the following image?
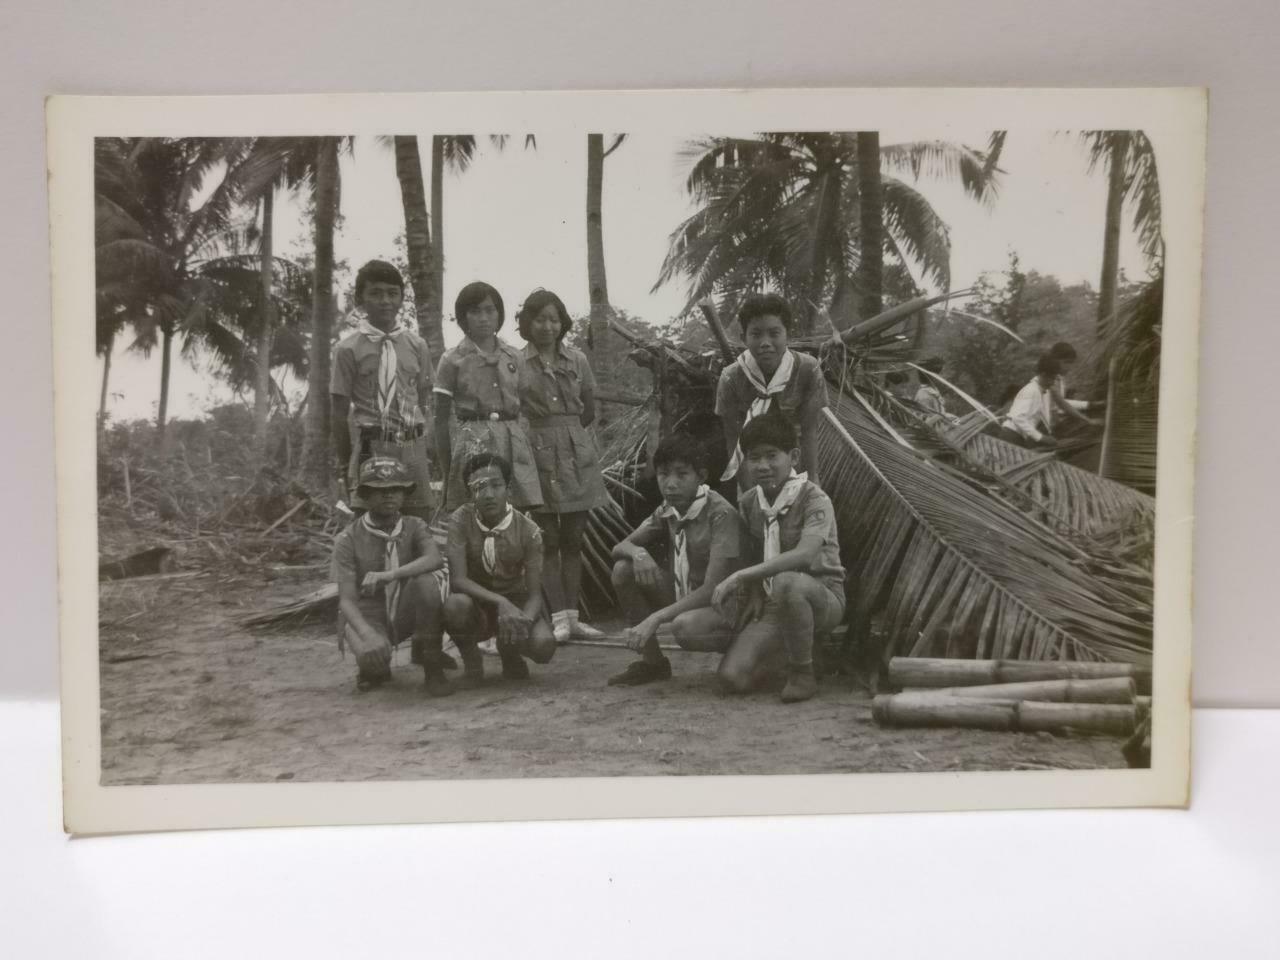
[98,573,1128,785]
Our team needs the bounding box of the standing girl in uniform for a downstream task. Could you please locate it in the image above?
[433,281,542,511]
[516,288,610,644]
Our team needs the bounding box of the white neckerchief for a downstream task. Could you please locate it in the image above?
[655,484,710,599]
[361,513,405,624]
[721,349,796,480]
[475,505,514,575]
[357,316,406,429]
[756,471,808,596]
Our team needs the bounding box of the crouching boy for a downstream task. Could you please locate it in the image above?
[331,457,449,695]
[710,414,846,703]
[444,453,557,684]
[607,434,742,686]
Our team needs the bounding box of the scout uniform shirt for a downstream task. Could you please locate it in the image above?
[628,489,742,595]
[715,351,830,475]
[447,503,543,599]
[330,514,437,631]
[330,325,433,433]
[738,480,845,599]
[518,342,609,513]
[433,337,523,420]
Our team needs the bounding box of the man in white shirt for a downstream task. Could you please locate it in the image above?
[1001,356,1062,448]
[1047,341,1102,429]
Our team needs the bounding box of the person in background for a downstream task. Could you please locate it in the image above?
[885,369,914,401]
[330,260,435,520]
[710,414,846,704]
[516,288,610,645]
[443,453,557,685]
[1046,341,1104,426]
[607,433,742,687]
[913,356,956,424]
[330,458,450,696]
[433,281,542,511]
[1000,355,1063,449]
[715,293,829,490]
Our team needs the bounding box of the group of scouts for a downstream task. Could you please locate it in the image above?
[329,260,845,705]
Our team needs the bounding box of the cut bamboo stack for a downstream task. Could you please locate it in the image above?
[873,658,1151,741]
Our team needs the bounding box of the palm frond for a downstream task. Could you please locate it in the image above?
[817,397,1152,665]
[879,140,1003,206]
[880,176,952,291]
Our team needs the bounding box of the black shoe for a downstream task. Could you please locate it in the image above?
[500,652,531,681]
[607,657,672,686]
[423,665,454,698]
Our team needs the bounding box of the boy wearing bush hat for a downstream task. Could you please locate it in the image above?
[330,457,450,694]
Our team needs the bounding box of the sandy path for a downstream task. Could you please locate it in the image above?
[98,574,1126,785]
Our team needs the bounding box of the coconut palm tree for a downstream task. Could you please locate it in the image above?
[428,134,536,332]
[586,134,626,341]
[94,137,251,442]
[654,133,1003,332]
[391,136,441,363]
[236,137,337,457]
[1079,131,1163,329]
[301,136,341,489]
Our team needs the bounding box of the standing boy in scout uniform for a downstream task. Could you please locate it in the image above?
[607,433,742,686]
[710,414,846,704]
[716,292,830,490]
[330,260,435,519]
[443,453,557,684]
[330,458,450,695]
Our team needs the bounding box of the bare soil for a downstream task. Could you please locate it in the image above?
[98,573,1127,785]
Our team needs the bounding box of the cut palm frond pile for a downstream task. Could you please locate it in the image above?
[817,395,1151,666]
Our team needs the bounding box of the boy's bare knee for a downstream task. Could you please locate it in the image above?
[409,574,443,609]
[527,634,557,664]
[770,572,808,599]
[716,662,753,695]
[611,558,635,588]
[442,594,473,629]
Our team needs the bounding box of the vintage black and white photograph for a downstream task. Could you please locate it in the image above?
[50,90,1202,830]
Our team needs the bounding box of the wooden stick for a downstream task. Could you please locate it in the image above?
[557,636,682,652]
[888,657,1152,694]
[906,677,1137,704]
[262,498,309,536]
[873,693,1138,737]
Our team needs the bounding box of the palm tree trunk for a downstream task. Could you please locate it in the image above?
[430,135,445,335]
[854,131,884,319]
[394,135,442,366]
[302,137,339,489]
[253,189,276,459]
[99,327,115,420]
[157,321,173,445]
[1097,132,1129,329]
[586,133,609,344]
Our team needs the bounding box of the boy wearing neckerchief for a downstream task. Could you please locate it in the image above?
[607,433,743,687]
[711,414,846,704]
[443,453,557,685]
[715,292,829,489]
[330,260,436,519]
[330,457,450,695]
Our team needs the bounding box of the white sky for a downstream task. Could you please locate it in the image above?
[103,130,1149,422]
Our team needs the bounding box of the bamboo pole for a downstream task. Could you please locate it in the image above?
[873,693,1138,737]
[888,657,1151,694]
[907,677,1136,704]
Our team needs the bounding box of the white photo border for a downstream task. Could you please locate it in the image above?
[50,88,1202,834]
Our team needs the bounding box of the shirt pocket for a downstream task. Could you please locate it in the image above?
[356,352,381,379]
